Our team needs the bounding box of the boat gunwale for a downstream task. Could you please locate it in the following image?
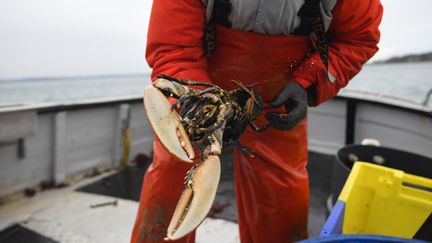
[0,90,430,116]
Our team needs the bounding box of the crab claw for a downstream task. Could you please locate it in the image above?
[144,85,195,162]
[166,155,221,240]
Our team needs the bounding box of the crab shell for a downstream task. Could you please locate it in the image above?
[143,80,222,240]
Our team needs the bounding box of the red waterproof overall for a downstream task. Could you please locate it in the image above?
[132,25,315,243]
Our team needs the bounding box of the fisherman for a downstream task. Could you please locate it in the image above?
[132,0,382,242]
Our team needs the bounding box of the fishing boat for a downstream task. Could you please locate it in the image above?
[0,75,431,242]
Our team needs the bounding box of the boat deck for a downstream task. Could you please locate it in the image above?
[0,151,333,242]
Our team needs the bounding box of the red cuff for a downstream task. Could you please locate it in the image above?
[294,77,313,89]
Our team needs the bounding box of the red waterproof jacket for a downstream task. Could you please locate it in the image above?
[146,0,383,105]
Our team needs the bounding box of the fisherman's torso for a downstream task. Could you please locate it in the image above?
[201,0,338,35]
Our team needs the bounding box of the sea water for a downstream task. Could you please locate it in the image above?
[1,62,432,107]
[346,62,432,105]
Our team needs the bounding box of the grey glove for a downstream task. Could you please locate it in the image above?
[265,82,308,130]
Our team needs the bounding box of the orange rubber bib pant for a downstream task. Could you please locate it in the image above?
[133,25,312,243]
[132,0,382,242]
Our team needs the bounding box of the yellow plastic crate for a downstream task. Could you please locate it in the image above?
[338,162,432,238]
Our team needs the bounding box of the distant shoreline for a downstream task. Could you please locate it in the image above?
[373,52,432,64]
[369,60,432,66]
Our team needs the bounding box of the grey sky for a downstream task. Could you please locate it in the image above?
[0,0,431,79]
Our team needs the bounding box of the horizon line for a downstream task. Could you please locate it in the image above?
[0,73,150,83]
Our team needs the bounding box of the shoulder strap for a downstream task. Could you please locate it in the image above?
[295,0,332,80]
[204,0,232,57]
[294,0,321,36]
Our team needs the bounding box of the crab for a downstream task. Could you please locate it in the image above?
[143,74,268,240]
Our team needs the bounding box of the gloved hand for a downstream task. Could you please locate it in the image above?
[265,82,308,130]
